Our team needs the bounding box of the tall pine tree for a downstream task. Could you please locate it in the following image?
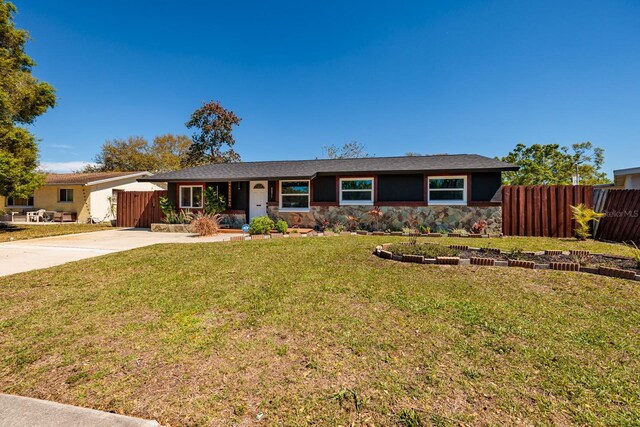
[0,1,56,197]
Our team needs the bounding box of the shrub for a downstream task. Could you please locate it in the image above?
[332,224,346,233]
[471,219,487,234]
[191,213,221,236]
[345,215,359,231]
[159,196,175,215]
[274,219,288,234]
[249,216,274,235]
[388,243,459,258]
[163,210,193,224]
[450,228,468,236]
[418,224,430,234]
[204,187,227,214]
[367,206,383,231]
[571,204,605,240]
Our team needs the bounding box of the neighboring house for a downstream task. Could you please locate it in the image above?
[140,154,518,232]
[613,167,640,189]
[1,172,165,223]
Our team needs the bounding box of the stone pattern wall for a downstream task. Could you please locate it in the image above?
[267,205,502,233]
[219,213,246,229]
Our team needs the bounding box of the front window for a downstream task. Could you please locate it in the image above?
[340,178,374,205]
[179,186,203,208]
[427,176,466,205]
[280,180,309,210]
[6,196,34,207]
[59,189,74,202]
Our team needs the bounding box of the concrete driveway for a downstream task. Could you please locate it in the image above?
[0,228,242,277]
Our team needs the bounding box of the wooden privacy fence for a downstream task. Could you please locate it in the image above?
[116,190,166,228]
[502,185,593,238]
[593,189,640,243]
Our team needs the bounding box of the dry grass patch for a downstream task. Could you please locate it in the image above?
[0,236,639,426]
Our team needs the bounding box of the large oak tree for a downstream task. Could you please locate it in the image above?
[500,142,610,185]
[0,1,56,197]
[183,100,241,166]
[85,134,192,172]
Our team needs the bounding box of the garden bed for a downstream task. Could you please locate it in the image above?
[377,242,640,281]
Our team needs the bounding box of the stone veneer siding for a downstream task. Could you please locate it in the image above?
[267,205,502,233]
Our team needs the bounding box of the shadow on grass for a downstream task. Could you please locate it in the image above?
[0,224,27,233]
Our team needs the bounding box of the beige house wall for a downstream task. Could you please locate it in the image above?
[89,180,165,221]
[2,177,165,223]
[1,185,90,222]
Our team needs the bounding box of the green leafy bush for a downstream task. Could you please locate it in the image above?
[387,243,458,258]
[274,219,288,234]
[204,187,227,214]
[571,204,605,240]
[249,216,274,235]
[159,196,175,215]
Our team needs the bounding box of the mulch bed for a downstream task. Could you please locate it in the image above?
[458,249,640,274]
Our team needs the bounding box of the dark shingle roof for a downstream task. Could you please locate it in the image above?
[140,154,518,182]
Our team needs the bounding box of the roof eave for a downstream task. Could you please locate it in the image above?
[86,172,152,186]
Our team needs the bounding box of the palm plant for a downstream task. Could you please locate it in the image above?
[570,204,605,240]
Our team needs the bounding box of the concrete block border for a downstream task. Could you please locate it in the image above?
[373,243,640,282]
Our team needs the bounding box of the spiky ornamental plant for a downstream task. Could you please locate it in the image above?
[367,206,383,231]
[570,204,605,240]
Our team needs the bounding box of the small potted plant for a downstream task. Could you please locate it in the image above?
[107,196,117,226]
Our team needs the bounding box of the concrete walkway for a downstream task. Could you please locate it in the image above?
[0,228,242,277]
[0,394,159,426]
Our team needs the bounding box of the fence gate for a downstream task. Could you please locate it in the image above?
[501,185,593,238]
[116,190,167,228]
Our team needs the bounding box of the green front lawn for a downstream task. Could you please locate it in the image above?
[1,236,638,426]
[0,223,114,242]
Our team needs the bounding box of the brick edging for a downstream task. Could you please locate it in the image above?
[373,244,639,282]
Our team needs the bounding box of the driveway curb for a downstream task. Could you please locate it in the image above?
[0,394,160,426]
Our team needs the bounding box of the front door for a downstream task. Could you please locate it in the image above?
[249,181,268,220]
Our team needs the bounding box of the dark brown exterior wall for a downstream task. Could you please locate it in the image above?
[307,172,502,205]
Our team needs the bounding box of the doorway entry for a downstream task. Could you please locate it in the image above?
[249,181,268,220]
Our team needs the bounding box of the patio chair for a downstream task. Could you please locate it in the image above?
[26,209,47,223]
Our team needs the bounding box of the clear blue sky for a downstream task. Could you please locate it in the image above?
[14,0,640,174]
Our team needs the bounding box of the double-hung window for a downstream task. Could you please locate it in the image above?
[427,176,467,205]
[179,185,203,208]
[280,181,309,210]
[340,178,374,205]
[59,189,74,203]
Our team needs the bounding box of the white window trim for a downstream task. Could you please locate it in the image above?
[178,185,204,209]
[339,177,374,206]
[58,189,74,203]
[427,175,467,205]
[279,180,310,212]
